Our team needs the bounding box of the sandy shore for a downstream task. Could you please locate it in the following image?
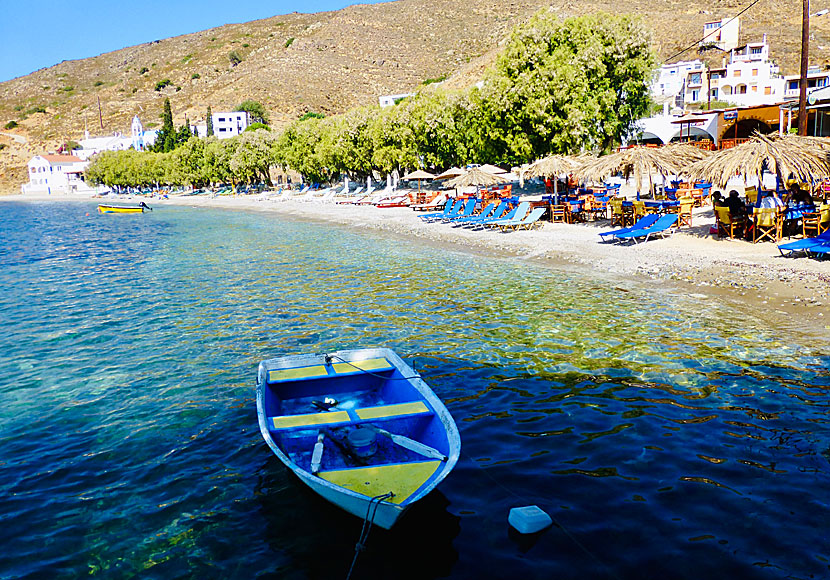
[4,190,829,337]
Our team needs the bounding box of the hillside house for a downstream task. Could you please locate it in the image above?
[701,17,741,51]
[195,111,250,138]
[378,93,415,107]
[23,154,89,194]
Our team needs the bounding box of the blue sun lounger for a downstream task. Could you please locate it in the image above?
[809,242,830,256]
[777,231,830,256]
[420,199,459,222]
[443,199,477,222]
[482,202,530,228]
[498,207,547,231]
[599,213,660,242]
[459,201,510,227]
[453,201,498,226]
[614,213,678,244]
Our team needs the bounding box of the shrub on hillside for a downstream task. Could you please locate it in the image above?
[228,51,242,66]
[155,79,172,91]
[5,120,19,129]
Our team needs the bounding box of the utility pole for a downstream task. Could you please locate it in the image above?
[798,0,810,135]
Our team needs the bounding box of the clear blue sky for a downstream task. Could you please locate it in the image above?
[0,0,392,83]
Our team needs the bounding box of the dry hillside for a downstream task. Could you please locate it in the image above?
[1,0,829,192]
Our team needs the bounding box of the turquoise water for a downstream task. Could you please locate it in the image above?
[0,201,828,579]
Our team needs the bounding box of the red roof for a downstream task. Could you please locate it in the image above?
[41,154,84,164]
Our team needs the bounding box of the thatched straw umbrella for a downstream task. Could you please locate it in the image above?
[447,167,508,198]
[687,132,830,188]
[521,154,586,203]
[401,169,435,194]
[577,146,688,199]
[434,167,465,180]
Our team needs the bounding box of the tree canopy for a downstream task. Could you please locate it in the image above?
[86,10,656,188]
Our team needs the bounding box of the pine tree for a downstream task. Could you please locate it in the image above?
[161,98,174,134]
[206,106,214,137]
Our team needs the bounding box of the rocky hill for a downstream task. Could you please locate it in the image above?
[2,0,829,193]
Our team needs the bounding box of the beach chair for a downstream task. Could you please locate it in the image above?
[550,204,567,223]
[777,230,830,256]
[483,202,530,228]
[802,203,830,238]
[453,201,498,226]
[460,201,510,227]
[614,214,679,244]
[676,197,694,228]
[421,199,459,222]
[599,213,660,242]
[714,206,746,239]
[751,207,783,243]
[499,207,547,231]
[443,198,477,222]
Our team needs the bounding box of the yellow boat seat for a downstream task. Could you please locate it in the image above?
[269,400,431,431]
[267,358,394,384]
[318,460,442,504]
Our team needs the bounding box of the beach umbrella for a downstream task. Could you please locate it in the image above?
[478,164,508,175]
[401,169,435,194]
[434,167,465,180]
[447,167,508,198]
[577,146,685,199]
[522,154,587,204]
[687,132,830,188]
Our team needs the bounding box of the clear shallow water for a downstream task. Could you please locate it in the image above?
[0,201,828,579]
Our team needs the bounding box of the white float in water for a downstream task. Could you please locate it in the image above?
[508,505,553,534]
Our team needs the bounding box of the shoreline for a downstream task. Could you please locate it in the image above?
[4,191,829,339]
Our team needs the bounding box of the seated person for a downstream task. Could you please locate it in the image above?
[711,191,725,207]
[758,190,784,209]
[785,184,815,209]
[725,190,748,218]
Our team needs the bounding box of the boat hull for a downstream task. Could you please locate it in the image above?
[98,205,146,213]
[256,348,460,529]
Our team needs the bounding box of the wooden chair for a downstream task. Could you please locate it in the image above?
[632,200,647,223]
[802,203,830,237]
[714,206,745,239]
[744,186,758,206]
[752,207,783,243]
[550,204,567,223]
[676,197,694,228]
[608,198,629,227]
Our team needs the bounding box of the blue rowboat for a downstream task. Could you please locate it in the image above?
[256,348,460,529]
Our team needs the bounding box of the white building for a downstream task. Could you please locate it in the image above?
[72,116,158,160]
[701,17,741,51]
[22,154,90,194]
[782,67,830,100]
[195,111,250,139]
[651,60,703,101]
[714,38,785,107]
[378,93,415,107]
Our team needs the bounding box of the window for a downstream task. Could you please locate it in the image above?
[752,69,758,76]
[30,167,35,173]
[789,80,799,90]
[690,73,702,84]
[764,86,772,95]
[819,78,828,88]
[219,127,227,132]
[751,86,758,93]
[733,70,741,77]
[218,117,225,122]
[738,85,747,94]
[691,90,700,101]
[751,47,762,55]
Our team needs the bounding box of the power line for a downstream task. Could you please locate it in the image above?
[663,0,765,63]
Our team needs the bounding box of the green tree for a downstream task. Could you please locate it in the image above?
[476,10,656,162]
[206,105,214,137]
[235,100,269,125]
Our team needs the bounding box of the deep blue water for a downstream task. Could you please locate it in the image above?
[0,201,828,580]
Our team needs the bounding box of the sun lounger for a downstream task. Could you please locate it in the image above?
[777,230,830,256]
[442,199,478,222]
[599,213,660,241]
[499,207,547,231]
[411,192,448,211]
[452,201,499,226]
[459,201,510,227]
[421,198,458,222]
[482,202,531,228]
[614,214,678,243]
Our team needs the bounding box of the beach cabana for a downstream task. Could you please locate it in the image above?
[434,167,465,181]
[522,154,586,203]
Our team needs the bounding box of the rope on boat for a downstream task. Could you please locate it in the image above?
[463,450,623,580]
[345,492,394,580]
[324,354,422,381]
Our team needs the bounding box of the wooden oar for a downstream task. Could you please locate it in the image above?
[363,425,447,461]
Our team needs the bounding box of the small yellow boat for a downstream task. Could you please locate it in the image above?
[98,203,151,214]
